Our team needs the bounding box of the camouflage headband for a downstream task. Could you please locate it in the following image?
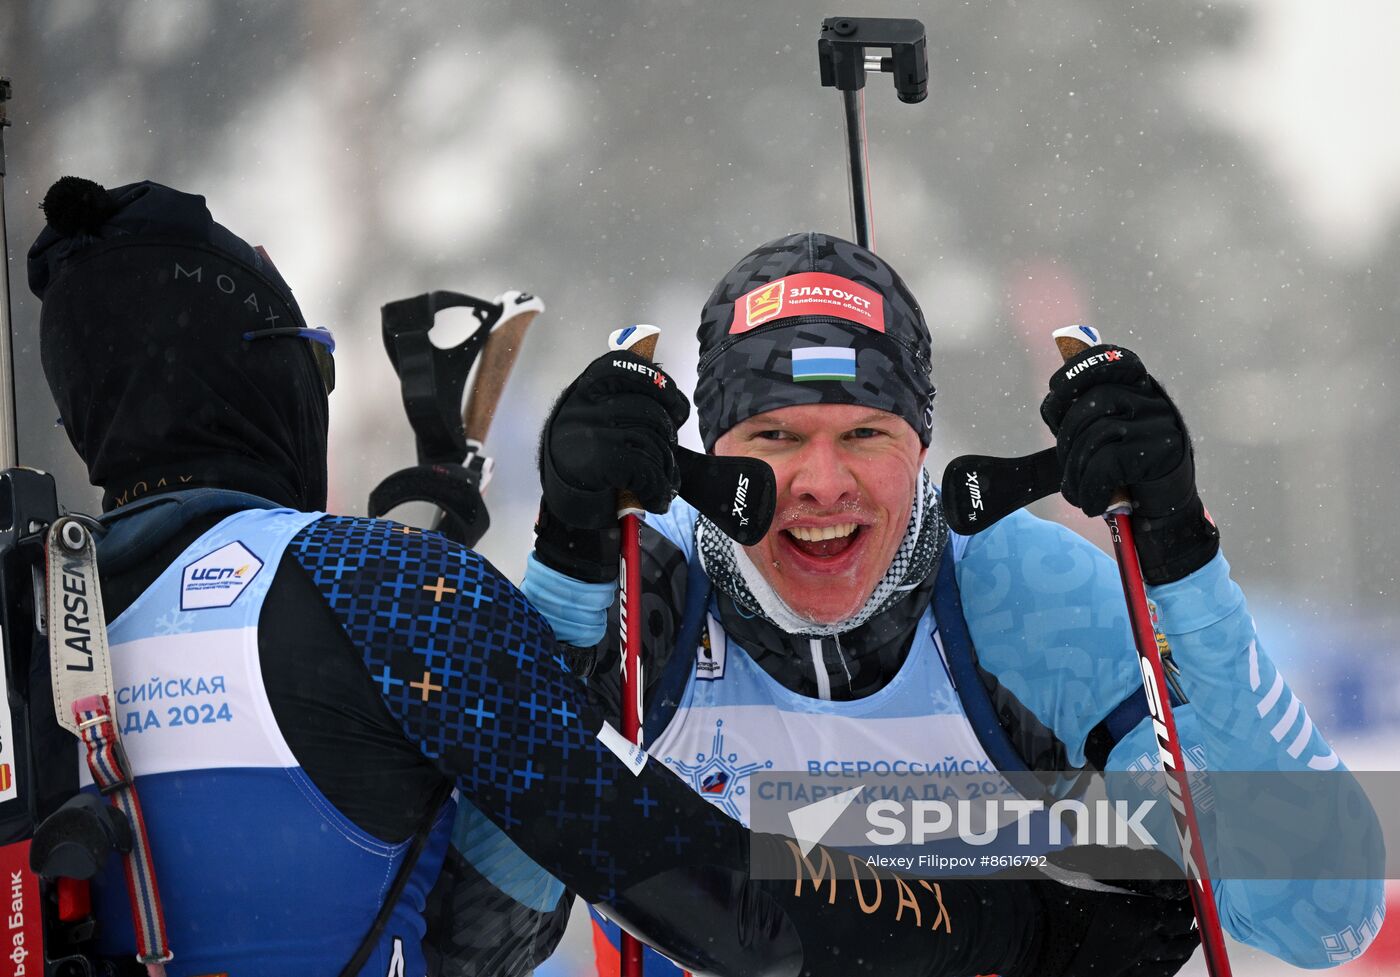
[694,232,935,451]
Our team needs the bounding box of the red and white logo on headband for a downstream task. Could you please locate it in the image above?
[729,272,885,334]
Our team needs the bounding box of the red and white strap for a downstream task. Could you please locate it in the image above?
[48,516,173,975]
[73,693,171,973]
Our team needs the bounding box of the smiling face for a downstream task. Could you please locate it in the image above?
[713,402,927,625]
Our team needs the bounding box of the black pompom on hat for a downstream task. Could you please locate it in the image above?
[39,176,120,237]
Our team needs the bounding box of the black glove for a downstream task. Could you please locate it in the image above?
[1040,344,1219,584]
[536,350,690,581]
[1026,872,1199,977]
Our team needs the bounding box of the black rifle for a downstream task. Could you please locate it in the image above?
[817,16,928,251]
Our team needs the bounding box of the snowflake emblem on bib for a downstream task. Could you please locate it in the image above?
[664,719,773,820]
[152,610,193,637]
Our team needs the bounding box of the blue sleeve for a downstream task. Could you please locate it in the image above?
[954,508,1143,767]
[958,512,1385,967]
[423,801,570,973]
[287,515,743,909]
[1139,552,1339,774]
[522,554,616,647]
[1106,553,1386,968]
[521,499,699,647]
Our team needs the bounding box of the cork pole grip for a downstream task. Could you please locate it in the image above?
[1054,333,1091,361]
[1051,325,1132,513]
[624,332,660,362]
[462,308,541,445]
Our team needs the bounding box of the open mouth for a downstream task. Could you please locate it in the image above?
[784,522,862,559]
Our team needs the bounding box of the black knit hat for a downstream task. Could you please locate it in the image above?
[27,177,330,512]
[694,232,935,450]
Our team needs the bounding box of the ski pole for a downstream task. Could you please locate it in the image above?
[1052,325,1233,977]
[369,290,542,547]
[0,77,17,466]
[458,290,544,494]
[607,322,660,977]
[817,17,928,251]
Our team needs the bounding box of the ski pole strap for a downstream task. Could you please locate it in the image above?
[47,517,173,974]
[48,517,117,737]
[74,695,172,972]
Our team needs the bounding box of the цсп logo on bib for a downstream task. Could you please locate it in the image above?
[181,541,263,610]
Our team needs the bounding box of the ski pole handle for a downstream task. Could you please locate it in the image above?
[608,324,659,737]
[1052,325,1131,510]
[608,325,662,518]
[1052,324,1233,977]
[462,291,544,446]
[454,291,544,497]
[607,323,659,977]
